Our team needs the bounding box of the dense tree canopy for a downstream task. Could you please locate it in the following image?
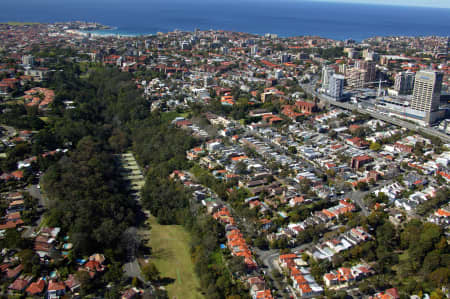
[42,137,137,256]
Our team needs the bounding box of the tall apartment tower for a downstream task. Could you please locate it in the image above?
[356,60,376,82]
[329,74,345,99]
[250,46,258,56]
[411,71,443,123]
[281,54,291,63]
[321,66,335,90]
[347,68,366,88]
[394,71,415,94]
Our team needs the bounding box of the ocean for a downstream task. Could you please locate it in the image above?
[1,0,449,41]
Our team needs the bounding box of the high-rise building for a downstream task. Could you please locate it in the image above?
[347,49,359,59]
[362,49,378,61]
[355,60,376,82]
[339,64,347,76]
[329,74,345,99]
[321,66,335,90]
[204,76,214,88]
[411,71,443,123]
[394,71,415,94]
[274,69,283,80]
[281,54,291,63]
[347,68,366,89]
[221,46,229,55]
[180,41,191,50]
[250,46,258,56]
[22,55,34,66]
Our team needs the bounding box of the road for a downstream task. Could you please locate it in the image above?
[22,184,46,238]
[300,83,450,143]
[26,184,46,207]
[350,190,370,217]
[253,242,319,298]
[123,258,145,282]
[348,179,394,217]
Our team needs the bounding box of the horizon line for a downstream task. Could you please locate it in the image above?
[307,0,450,9]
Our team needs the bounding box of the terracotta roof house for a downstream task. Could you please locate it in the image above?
[6,264,23,279]
[47,280,66,297]
[9,276,32,292]
[26,279,45,296]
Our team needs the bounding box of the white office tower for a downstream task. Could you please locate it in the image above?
[394,71,415,94]
[321,66,335,91]
[411,70,443,124]
[329,74,345,99]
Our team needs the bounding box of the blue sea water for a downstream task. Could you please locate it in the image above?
[1,0,449,41]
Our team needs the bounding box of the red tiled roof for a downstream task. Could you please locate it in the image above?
[48,280,65,291]
[26,279,45,295]
[6,264,23,279]
[11,170,24,179]
[9,277,30,291]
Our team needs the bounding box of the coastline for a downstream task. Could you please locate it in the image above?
[79,26,157,37]
[2,0,449,41]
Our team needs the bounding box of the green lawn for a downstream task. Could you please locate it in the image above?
[161,111,189,123]
[146,215,204,299]
[2,22,39,26]
[5,99,24,105]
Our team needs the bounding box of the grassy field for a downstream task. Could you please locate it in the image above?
[161,111,189,123]
[144,215,204,299]
[1,22,39,26]
[5,99,24,105]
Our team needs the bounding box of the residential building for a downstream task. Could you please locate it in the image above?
[321,66,335,91]
[351,155,373,169]
[394,71,415,94]
[329,74,345,99]
[355,60,376,82]
[22,55,34,66]
[347,68,366,88]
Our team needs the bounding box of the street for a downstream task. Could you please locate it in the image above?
[253,242,316,299]
[300,82,450,143]
[123,258,145,282]
[349,179,394,217]
[22,184,46,238]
